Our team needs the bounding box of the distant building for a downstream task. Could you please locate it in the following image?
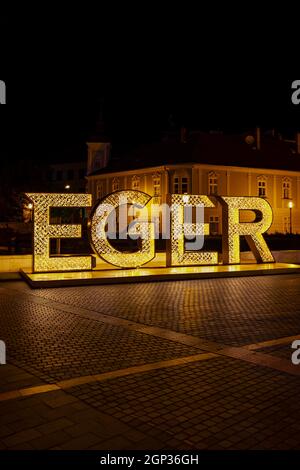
[86,129,300,235]
[47,161,87,193]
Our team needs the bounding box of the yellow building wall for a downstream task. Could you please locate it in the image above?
[88,165,300,235]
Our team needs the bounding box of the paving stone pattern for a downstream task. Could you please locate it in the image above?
[0,275,299,450]
[29,275,300,346]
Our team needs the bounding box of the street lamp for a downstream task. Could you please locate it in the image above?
[27,203,33,222]
[288,201,293,234]
[65,184,70,190]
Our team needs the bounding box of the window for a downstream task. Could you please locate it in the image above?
[132,175,140,190]
[181,177,188,193]
[96,182,104,200]
[208,172,218,195]
[173,175,189,194]
[282,178,292,199]
[93,150,105,170]
[112,178,119,192]
[209,216,219,235]
[67,169,74,180]
[257,176,267,197]
[258,180,266,197]
[153,174,161,196]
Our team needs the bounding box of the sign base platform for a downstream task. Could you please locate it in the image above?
[20,263,300,288]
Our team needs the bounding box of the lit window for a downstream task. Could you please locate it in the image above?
[257,177,267,198]
[208,172,218,195]
[112,178,119,192]
[282,178,292,199]
[132,175,140,190]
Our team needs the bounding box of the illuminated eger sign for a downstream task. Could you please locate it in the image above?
[25,191,274,273]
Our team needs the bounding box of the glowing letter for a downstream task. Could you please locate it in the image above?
[218,196,274,264]
[90,190,155,268]
[26,193,93,272]
[166,194,218,267]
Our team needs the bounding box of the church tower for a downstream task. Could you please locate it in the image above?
[87,106,111,175]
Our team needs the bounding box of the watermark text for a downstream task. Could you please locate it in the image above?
[0,80,6,104]
[291,80,300,105]
[0,340,6,364]
[291,340,300,365]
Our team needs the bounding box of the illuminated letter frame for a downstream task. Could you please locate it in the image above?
[166,194,218,267]
[89,190,155,268]
[218,196,274,264]
[26,193,93,273]
[27,191,276,273]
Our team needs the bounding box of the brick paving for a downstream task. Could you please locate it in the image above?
[26,275,300,346]
[68,357,300,450]
[258,343,296,360]
[0,275,300,450]
[0,289,202,383]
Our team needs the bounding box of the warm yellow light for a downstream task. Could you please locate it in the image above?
[219,196,274,264]
[90,190,155,268]
[27,191,277,273]
[288,201,293,209]
[166,194,218,267]
[26,193,93,273]
[65,185,71,190]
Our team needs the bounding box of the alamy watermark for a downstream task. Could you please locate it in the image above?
[0,340,6,364]
[291,80,300,105]
[95,195,205,251]
[291,340,300,366]
[0,80,6,104]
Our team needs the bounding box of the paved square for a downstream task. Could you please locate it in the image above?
[0,275,299,449]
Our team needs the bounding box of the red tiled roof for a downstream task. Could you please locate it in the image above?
[89,133,300,175]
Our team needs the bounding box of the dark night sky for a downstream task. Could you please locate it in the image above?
[0,14,299,164]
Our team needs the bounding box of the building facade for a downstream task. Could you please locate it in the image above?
[86,132,300,235]
[47,161,87,193]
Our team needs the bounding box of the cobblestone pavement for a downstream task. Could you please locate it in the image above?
[258,344,296,360]
[0,275,300,450]
[23,275,300,346]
